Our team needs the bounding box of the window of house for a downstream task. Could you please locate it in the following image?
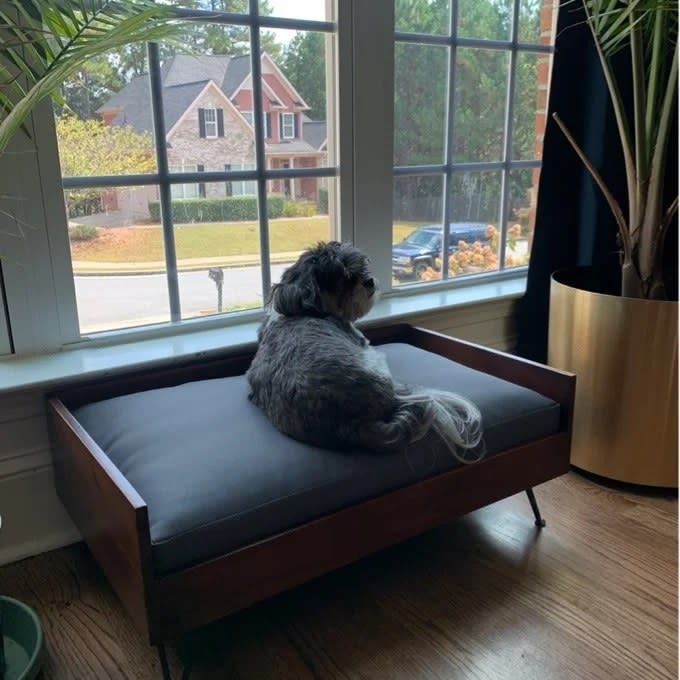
[0,1,556,355]
[241,111,271,138]
[229,163,257,197]
[280,112,295,139]
[203,108,218,138]
[392,1,556,288]
[170,164,200,199]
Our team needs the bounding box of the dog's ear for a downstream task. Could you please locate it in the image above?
[269,253,323,316]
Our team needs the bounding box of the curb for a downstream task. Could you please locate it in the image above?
[72,255,298,277]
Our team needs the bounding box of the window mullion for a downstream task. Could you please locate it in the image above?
[441,1,461,281]
[498,0,522,272]
[351,0,395,289]
[148,41,181,322]
[0,266,12,355]
[249,0,272,302]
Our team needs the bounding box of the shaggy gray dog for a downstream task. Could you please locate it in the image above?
[246,241,484,462]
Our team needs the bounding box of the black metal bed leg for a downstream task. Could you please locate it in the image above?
[157,643,193,680]
[525,488,546,528]
[158,644,172,680]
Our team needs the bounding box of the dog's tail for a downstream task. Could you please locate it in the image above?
[369,387,484,464]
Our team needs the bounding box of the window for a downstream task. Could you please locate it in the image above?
[229,163,257,197]
[280,112,295,139]
[241,110,271,137]
[170,163,200,199]
[393,0,556,287]
[203,108,218,138]
[0,1,556,355]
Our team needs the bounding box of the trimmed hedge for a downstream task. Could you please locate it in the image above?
[68,224,99,242]
[148,194,284,223]
[283,200,316,217]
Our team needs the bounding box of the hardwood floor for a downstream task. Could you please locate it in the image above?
[0,471,676,679]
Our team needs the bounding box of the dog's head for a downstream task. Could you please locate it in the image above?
[269,241,378,322]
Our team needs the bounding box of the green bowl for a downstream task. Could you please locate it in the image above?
[0,596,44,680]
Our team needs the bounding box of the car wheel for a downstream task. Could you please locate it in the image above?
[414,261,429,279]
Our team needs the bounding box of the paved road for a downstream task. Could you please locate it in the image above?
[74,264,289,333]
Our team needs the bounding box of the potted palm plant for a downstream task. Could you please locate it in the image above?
[0,0,185,154]
[1,5,186,675]
[547,0,678,486]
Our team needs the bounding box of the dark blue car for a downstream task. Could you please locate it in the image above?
[392,222,489,278]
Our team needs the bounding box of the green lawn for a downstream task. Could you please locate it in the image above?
[71,217,418,262]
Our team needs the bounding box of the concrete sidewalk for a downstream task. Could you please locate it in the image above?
[72,251,301,275]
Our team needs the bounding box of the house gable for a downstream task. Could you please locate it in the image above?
[230,52,311,113]
[165,80,255,173]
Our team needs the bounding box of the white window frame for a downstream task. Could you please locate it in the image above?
[231,162,257,196]
[0,0,554,356]
[203,107,218,138]
[280,112,295,139]
[170,163,200,199]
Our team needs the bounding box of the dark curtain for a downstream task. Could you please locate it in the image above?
[515,3,678,362]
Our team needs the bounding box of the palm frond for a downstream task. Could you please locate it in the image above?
[0,0,188,155]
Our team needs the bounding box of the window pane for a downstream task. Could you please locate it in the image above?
[519,0,557,44]
[263,29,330,154]
[268,177,339,285]
[392,175,444,286]
[66,185,171,334]
[505,168,539,269]
[447,171,502,278]
[56,48,157,176]
[394,43,448,166]
[457,0,512,41]
[395,0,451,34]
[453,48,508,162]
[176,0,246,10]
[513,51,553,160]
[159,49,257,167]
[176,197,264,321]
[261,0,329,21]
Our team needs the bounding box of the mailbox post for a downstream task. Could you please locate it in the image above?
[208,267,224,313]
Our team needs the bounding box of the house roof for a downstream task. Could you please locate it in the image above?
[100,55,249,134]
[302,120,327,151]
[265,140,320,154]
[99,54,325,148]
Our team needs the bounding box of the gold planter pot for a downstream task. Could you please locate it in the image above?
[548,269,678,487]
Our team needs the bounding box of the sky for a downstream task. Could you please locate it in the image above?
[268,0,327,22]
[267,0,328,45]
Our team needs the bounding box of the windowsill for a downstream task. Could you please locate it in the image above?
[0,274,526,395]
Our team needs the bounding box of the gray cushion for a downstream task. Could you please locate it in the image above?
[73,343,560,576]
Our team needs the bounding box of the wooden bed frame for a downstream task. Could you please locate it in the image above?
[46,324,575,674]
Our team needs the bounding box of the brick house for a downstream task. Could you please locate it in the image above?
[98,53,327,213]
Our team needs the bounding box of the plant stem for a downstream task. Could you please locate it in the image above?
[584,0,638,234]
[629,6,647,218]
[641,39,678,287]
[552,112,631,262]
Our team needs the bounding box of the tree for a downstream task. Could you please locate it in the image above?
[56,116,154,216]
[280,31,326,121]
[393,0,543,223]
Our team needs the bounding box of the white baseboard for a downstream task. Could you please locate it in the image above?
[0,465,81,566]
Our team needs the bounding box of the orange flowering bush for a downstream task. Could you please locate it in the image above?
[419,223,529,281]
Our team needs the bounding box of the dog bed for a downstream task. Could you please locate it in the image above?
[73,342,561,576]
[47,324,575,659]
